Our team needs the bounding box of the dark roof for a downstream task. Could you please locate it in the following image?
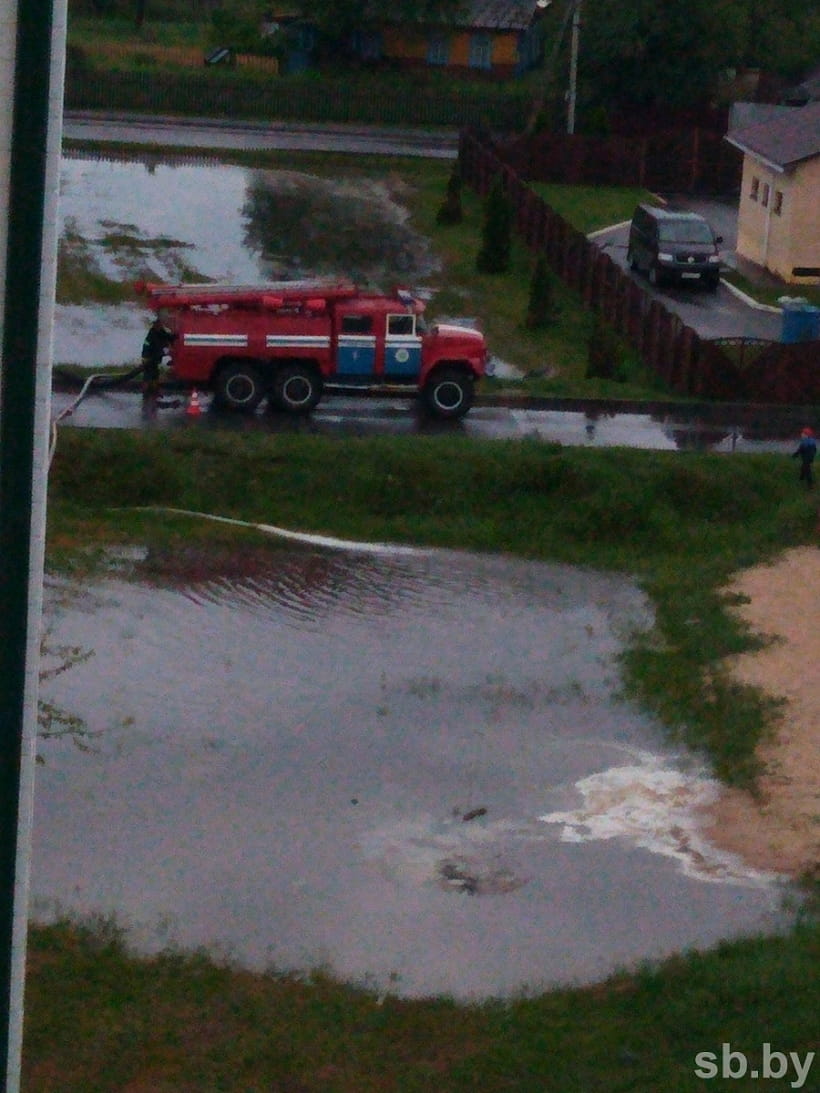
[455,0,542,30]
[728,102,795,134]
[725,100,820,169]
[271,0,542,31]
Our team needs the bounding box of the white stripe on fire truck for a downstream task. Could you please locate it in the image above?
[183,334,248,347]
[385,337,422,347]
[338,335,376,348]
[265,335,331,348]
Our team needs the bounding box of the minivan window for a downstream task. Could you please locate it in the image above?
[658,220,714,244]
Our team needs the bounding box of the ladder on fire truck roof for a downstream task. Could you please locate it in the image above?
[137,278,358,302]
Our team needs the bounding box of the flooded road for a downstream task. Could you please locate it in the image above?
[35,542,789,999]
[50,386,803,453]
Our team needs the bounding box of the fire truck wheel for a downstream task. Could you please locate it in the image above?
[272,364,322,414]
[215,363,266,412]
[423,369,474,420]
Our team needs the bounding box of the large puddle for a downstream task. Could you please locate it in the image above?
[34,539,789,999]
[56,152,436,367]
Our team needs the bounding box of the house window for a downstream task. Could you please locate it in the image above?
[469,33,493,70]
[761,183,770,208]
[749,176,759,201]
[350,30,383,60]
[427,33,450,66]
[773,190,784,215]
[292,24,315,51]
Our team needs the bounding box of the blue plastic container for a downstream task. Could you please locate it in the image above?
[781,299,820,343]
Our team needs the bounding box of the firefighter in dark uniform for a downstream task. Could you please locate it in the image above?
[141,317,175,397]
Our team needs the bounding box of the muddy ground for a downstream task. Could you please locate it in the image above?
[703,546,820,877]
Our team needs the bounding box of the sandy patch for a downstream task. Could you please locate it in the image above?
[701,546,820,876]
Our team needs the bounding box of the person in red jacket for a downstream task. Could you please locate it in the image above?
[792,427,817,488]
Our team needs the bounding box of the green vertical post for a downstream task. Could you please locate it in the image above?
[0,0,57,1088]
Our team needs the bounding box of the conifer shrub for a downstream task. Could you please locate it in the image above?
[525,254,556,328]
[586,311,625,380]
[476,178,512,274]
[435,162,463,225]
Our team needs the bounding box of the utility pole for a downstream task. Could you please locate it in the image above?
[0,0,66,1088]
[567,0,581,134]
[524,0,580,136]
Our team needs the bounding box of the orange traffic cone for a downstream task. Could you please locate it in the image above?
[186,389,203,417]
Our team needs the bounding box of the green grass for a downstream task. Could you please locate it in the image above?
[722,269,820,310]
[23,907,819,1091]
[68,15,207,47]
[530,183,661,234]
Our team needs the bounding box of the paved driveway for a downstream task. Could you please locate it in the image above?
[591,197,782,342]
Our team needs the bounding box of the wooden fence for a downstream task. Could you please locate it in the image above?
[459,130,820,405]
[500,127,743,194]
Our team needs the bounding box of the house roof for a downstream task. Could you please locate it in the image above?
[269,0,543,32]
[454,0,543,31]
[728,102,795,134]
[725,100,820,171]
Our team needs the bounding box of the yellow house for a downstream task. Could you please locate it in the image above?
[277,1,546,78]
[378,0,546,78]
[726,101,820,285]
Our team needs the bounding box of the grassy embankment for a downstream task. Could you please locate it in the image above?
[30,427,820,1092]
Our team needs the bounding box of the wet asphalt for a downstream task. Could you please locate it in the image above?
[51,384,807,454]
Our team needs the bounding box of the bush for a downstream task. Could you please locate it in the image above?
[586,311,625,380]
[435,162,463,226]
[525,254,556,329]
[476,178,512,274]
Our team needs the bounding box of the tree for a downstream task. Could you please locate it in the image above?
[542,0,820,120]
[435,162,463,226]
[476,179,513,275]
[586,312,624,380]
[525,255,556,329]
[210,1,279,55]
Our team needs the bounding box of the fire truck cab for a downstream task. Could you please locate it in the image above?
[136,279,488,420]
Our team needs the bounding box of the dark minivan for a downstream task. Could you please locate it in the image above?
[627,204,723,291]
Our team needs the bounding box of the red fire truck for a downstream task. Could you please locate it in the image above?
[136,279,488,419]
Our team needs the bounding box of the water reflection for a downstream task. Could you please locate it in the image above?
[34,546,790,999]
[56,152,437,365]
